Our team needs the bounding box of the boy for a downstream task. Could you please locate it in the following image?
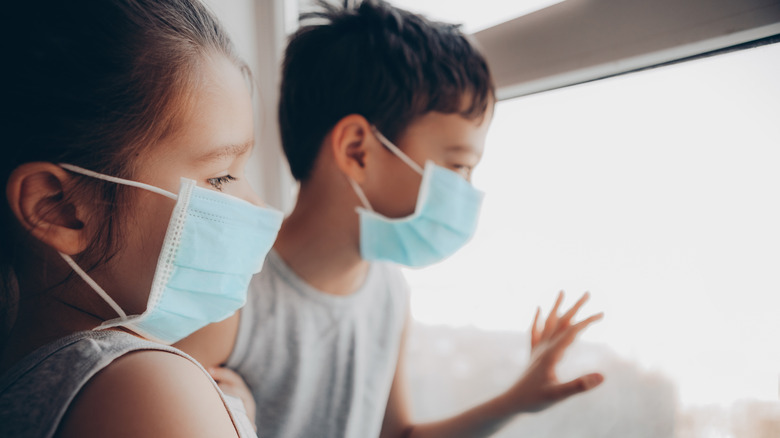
[177,1,603,437]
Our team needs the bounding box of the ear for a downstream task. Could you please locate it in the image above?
[329,114,378,184]
[5,162,90,255]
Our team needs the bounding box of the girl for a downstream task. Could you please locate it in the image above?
[0,1,280,437]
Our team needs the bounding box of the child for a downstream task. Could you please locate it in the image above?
[177,1,603,437]
[0,0,282,436]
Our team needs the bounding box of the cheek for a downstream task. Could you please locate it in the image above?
[128,192,172,249]
[365,165,422,218]
[111,194,174,313]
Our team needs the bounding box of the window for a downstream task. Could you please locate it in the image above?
[403,42,780,436]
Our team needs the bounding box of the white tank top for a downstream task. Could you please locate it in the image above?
[227,250,410,438]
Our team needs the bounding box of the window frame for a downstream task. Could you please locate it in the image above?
[472,0,780,100]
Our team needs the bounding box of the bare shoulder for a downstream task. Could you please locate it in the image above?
[55,349,238,438]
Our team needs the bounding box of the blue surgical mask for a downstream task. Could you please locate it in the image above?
[58,164,283,344]
[347,128,484,267]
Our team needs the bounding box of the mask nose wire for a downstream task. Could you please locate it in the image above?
[370,127,425,176]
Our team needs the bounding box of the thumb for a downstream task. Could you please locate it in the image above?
[208,366,229,382]
[549,373,604,401]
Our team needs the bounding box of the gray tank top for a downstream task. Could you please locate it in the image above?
[0,330,256,438]
[227,250,410,438]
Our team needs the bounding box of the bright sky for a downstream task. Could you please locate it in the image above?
[390,0,780,408]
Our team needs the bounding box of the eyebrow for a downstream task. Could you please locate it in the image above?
[445,144,482,158]
[445,144,471,152]
[195,140,254,163]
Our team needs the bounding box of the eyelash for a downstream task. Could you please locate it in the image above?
[453,164,473,176]
[206,174,237,191]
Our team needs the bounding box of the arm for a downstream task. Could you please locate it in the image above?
[379,311,413,438]
[55,350,241,438]
[174,312,256,429]
[381,292,603,438]
[209,365,257,430]
[379,314,515,438]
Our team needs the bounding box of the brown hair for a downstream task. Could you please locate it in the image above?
[0,0,247,344]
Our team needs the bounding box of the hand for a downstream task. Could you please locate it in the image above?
[209,366,257,430]
[501,291,604,414]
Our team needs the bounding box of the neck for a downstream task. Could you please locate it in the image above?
[0,292,104,374]
[0,254,119,373]
[274,177,369,296]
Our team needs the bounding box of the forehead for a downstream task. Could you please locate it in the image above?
[133,54,254,183]
[396,108,493,158]
[181,55,254,149]
[147,56,253,154]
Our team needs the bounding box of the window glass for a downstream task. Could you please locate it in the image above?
[403,43,780,435]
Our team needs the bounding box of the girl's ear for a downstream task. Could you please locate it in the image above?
[329,114,379,184]
[6,162,91,255]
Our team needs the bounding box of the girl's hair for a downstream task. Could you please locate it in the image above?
[0,0,247,344]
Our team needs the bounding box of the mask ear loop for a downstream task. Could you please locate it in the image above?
[56,163,180,320]
[59,253,127,319]
[370,127,425,176]
[351,126,427,212]
[59,163,178,200]
[347,177,375,212]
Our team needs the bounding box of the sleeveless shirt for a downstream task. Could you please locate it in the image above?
[0,330,256,438]
[227,250,410,438]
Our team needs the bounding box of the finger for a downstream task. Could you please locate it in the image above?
[552,312,604,350]
[542,291,564,339]
[208,366,241,384]
[548,373,604,401]
[543,312,604,363]
[531,307,541,349]
[559,291,590,327]
[571,312,604,334]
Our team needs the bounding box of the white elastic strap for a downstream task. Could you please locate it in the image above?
[347,177,374,212]
[371,127,425,175]
[60,163,178,201]
[59,252,128,319]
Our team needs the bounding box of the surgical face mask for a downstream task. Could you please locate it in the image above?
[58,164,283,344]
[347,128,484,268]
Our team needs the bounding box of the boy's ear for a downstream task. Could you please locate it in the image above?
[329,114,377,184]
[6,162,91,255]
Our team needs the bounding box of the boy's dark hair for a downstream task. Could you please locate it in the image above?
[279,0,494,181]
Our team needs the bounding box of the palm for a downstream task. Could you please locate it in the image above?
[507,292,604,413]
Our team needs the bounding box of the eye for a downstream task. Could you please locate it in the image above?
[451,164,473,179]
[206,174,237,191]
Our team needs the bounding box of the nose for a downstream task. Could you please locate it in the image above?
[239,182,266,207]
[247,190,265,207]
